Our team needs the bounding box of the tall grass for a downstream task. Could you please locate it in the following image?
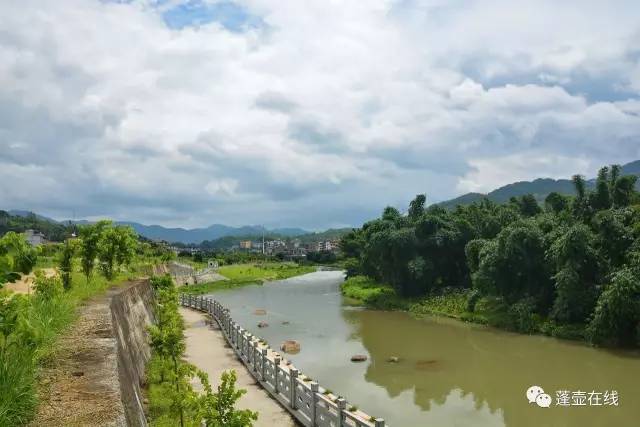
[0,265,130,426]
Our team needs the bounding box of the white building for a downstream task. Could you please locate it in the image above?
[24,229,46,247]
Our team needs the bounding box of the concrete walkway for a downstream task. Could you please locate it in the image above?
[180,307,297,427]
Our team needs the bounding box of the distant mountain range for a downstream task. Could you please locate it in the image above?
[437,160,640,210]
[6,210,309,244]
[118,222,309,244]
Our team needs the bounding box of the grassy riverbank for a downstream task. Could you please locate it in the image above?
[181,262,316,295]
[342,275,586,341]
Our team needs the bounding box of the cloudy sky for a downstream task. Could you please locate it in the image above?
[1,0,640,229]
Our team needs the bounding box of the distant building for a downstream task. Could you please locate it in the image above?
[239,240,252,249]
[24,229,46,247]
[265,239,287,255]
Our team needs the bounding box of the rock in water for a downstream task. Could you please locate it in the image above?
[350,354,368,362]
[280,340,301,354]
[258,321,269,328]
[387,356,400,363]
[253,309,267,315]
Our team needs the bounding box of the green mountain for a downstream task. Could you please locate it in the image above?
[438,160,640,210]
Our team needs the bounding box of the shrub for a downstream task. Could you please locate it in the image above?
[465,289,482,313]
[507,298,539,333]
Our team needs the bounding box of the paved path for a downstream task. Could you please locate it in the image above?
[180,307,297,427]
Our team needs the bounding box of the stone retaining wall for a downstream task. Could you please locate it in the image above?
[179,294,387,427]
[111,280,155,426]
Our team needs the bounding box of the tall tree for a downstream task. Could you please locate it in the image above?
[408,194,426,220]
[590,166,612,211]
[79,221,109,282]
[58,239,75,291]
[544,192,570,214]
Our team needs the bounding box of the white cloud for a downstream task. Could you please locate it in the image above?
[0,0,639,228]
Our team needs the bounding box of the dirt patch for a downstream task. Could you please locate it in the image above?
[4,267,57,294]
[29,280,150,427]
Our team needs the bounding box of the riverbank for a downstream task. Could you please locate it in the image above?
[342,275,587,342]
[179,307,296,426]
[181,262,316,295]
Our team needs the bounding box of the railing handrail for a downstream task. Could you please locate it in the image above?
[179,293,386,427]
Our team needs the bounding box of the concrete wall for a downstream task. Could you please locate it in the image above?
[111,280,155,427]
[179,294,387,427]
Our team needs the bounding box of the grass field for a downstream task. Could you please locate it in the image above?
[181,262,316,295]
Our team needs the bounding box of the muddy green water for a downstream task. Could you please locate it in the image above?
[207,270,640,427]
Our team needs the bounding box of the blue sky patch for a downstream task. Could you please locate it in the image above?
[162,0,263,31]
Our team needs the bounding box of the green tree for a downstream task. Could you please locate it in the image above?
[587,268,640,346]
[511,194,542,217]
[544,192,570,214]
[197,370,258,427]
[97,224,138,280]
[408,194,426,220]
[471,220,552,307]
[548,224,600,323]
[590,166,612,211]
[611,175,638,208]
[79,221,109,282]
[58,239,75,291]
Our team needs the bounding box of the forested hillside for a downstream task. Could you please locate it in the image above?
[438,159,640,209]
[342,164,640,347]
[0,210,73,242]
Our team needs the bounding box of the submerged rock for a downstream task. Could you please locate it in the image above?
[258,321,269,328]
[280,340,301,354]
[253,309,267,315]
[387,356,400,363]
[350,354,368,362]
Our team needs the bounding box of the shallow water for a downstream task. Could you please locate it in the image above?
[207,270,640,427]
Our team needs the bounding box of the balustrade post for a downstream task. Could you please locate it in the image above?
[261,348,267,380]
[289,368,299,410]
[310,382,319,426]
[274,356,281,393]
[246,333,253,364]
[336,398,346,427]
[374,419,385,427]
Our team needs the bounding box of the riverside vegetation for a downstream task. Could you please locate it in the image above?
[341,164,640,347]
[0,221,143,425]
[147,275,257,427]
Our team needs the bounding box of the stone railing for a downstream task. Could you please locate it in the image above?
[179,294,387,427]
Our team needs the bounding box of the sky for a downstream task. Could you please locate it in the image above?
[1,0,640,230]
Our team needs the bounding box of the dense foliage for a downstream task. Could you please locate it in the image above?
[148,275,257,426]
[342,164,640,347]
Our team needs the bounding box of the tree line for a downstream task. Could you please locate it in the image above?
[341,164,640,347]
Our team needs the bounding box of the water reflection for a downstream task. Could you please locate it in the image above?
[208,271,640,427]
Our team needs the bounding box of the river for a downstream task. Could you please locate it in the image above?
[207,270,640,427]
